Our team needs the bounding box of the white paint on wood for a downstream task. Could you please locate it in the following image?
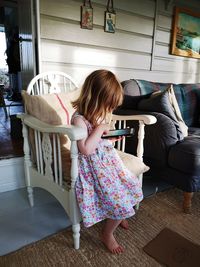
[156,29,170,44]
[41,0,154,35]
[153,58,199,74]
[41,41,151,70]
[41,0,156,20]
[92,0,156,17]
[41,62,198,84]
[157,14,172,29]
[41,18,153,53]
[155,44,200,64]
[39,0,200,83]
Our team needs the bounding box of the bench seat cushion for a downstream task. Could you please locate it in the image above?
[62,148,150,182]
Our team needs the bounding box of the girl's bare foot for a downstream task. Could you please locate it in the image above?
[120,219,129,230]
[101,233,124,254]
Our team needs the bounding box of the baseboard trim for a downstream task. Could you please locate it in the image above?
[0,157,25,193]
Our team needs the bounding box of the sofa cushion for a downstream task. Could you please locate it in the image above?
[188,127,200,136]
[168,137,200,175]
[121,79,141,96]
[138,88,184,140]
[118,93,151,110]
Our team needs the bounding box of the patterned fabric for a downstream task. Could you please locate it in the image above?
[72,113,143,228]
[136,80,200,127]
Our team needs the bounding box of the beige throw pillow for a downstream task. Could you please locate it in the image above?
[167,85,188,137]
[22,89,81,125]
[22,89,81,181]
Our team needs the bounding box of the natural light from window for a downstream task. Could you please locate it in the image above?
[0,31,7,69]
[73,48,116,84]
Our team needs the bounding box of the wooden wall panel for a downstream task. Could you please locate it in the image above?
[153,0,200,82]
[40,0,80,21]
[41,41,151,70]
[157,14,172,30]
[40,0,200,85]
[42,61,198,84]
[156,30,170,44]
[92,0,155,17]
[153,58,199,73]
[41,17,153,53]
[41,0,154,35]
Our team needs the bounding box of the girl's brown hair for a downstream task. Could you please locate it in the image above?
[72,69,123,126]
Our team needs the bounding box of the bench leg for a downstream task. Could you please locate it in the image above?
[72,223,80,249]
[183,192,193,213]
[27,186,34,207]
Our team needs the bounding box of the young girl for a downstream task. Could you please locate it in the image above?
[71,69,143,254]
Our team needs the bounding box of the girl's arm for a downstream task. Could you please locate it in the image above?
[73,116,110,155]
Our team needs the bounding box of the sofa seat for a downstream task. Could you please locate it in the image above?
[168,137,200,176]
[188,127,200,136]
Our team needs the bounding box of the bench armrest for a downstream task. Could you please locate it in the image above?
[17,113,87,141]
[112,114,157,125]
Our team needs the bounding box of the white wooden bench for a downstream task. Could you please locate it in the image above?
[18,71,156,249]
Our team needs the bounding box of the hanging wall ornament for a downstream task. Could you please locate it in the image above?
[104,0,116,33]
[80,0,93,30]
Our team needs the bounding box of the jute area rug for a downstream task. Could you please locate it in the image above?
[1,188,200,267]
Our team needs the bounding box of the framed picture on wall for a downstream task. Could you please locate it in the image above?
[171,7,200,59]
[104,11,116,33]
[80,3,93,30]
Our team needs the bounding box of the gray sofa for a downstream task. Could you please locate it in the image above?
[115,79,200,213]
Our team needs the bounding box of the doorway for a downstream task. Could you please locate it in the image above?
[0,22,22,159]
[0,0,37,159]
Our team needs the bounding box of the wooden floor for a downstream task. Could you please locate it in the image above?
[0,179,171,256]
[0,187,70,256]
[0,101,24,159]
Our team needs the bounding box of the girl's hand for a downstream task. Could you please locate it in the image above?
[98,123,110,135]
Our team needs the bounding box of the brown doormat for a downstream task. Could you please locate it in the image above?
[143,228,200,267]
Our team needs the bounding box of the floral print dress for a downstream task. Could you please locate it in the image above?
[72,113,143,228]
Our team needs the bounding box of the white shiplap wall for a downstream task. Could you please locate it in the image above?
[39,0,200,85]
